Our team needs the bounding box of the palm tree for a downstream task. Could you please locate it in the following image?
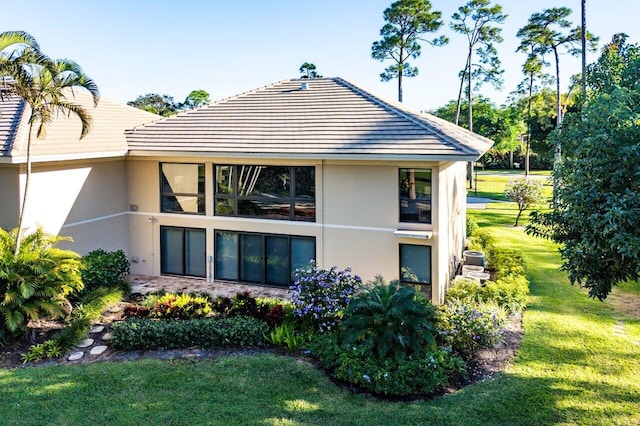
[8,57,99,253]
[0,31,42,97]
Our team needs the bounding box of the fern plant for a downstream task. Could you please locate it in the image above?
[0,228,83,336]
[341,276,438,361]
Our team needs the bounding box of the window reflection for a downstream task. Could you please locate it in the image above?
[215,165,315,221]
[399,168,431,223]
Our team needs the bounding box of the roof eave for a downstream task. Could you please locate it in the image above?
[126,150,484,162]
[0,150,128,164]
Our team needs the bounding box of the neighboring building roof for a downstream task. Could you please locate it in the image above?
[0,91,159,164]
[126,78,494,161]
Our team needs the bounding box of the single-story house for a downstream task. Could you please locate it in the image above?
[0,77,493,303]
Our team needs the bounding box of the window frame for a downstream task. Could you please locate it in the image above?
[399,168,432,224]
[159,162,206,215]
[399,243,432,287]
[214,165,315,221]
[214,230,316,287]
[160,226,206,278]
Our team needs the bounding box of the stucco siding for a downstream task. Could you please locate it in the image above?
[60,214,128,255]
[0,166,20,230]
[125,158,440,290]
[434,161,467,303]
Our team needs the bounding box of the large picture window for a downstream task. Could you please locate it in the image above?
[161,226,206,278]
[215,231,315,287]
[400,244,431,298]
[399,168,431,223]
[214,165,315,221]
[160,163,205,214]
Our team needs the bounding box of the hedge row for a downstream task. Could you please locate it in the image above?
[110,316,269,350]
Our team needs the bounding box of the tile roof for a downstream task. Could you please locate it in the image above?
[126,78,494,161]
[0,93,26,157]
[0,91,158,163]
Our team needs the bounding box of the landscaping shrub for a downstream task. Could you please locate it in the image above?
[229,291,269,319]
[81,249,130,290]
[446,277,483,304]
[110,316,268,350]
[487,247,526,279]
[467,229,494,251]
[446,275,529,315]
[466,215,478,238]
[341,277,437,361]
[264,322,307,351]
[437,300,506,360]
[290,263,362,331]
[0,228,83,337]
[482,275,529,314]
[140,292,212,320]
[308,277,464,397]
[211,295,234,316]
[311,331,465,396]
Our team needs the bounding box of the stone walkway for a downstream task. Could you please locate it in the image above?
[66,305,122,362]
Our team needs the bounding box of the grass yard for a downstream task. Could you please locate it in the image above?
[1,203,639,425]
[471,171,553,201]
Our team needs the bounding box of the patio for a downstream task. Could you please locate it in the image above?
[128,275,291,300]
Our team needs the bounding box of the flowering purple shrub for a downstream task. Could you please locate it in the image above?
[290,263,362,332]
[437,299,505,360]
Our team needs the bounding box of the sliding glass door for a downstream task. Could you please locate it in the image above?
[215,231,315,287]
[160,226,206,278]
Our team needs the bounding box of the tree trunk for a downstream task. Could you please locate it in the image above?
[553,46,562,203]
[581,0,587,94]
[454,54,471,126]
[398,70,403,103]
[525,68,534,177]
[15,120,34,255]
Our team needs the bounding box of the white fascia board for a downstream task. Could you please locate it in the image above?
[125,150,481,163]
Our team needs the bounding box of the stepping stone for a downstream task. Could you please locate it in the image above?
[102,333,112,341]
[77,338,94,348]
[68,351,84,361]
[89,325,104,334]
[90,346,108,355]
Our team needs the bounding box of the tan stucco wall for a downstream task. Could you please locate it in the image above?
[126,158,447,301]
[433,161,467,304]
[0,166,20,230]
[126,158,323,277]
[14,159,128,255]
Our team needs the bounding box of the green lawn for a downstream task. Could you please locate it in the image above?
[471,172,553,201]
[618,280,640,296]
[1,204,639,425]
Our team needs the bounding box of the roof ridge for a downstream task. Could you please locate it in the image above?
[331,77,480,156]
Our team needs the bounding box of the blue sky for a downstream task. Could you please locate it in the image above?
[5,0,638,111]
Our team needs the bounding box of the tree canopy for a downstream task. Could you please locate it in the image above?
[182,89,210,109]
[371,0,447,102]
[450,0,506,131]
[299,62,322,79]
[127,93,178,116]
[432,96,522,153]
[527,34,640,300]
